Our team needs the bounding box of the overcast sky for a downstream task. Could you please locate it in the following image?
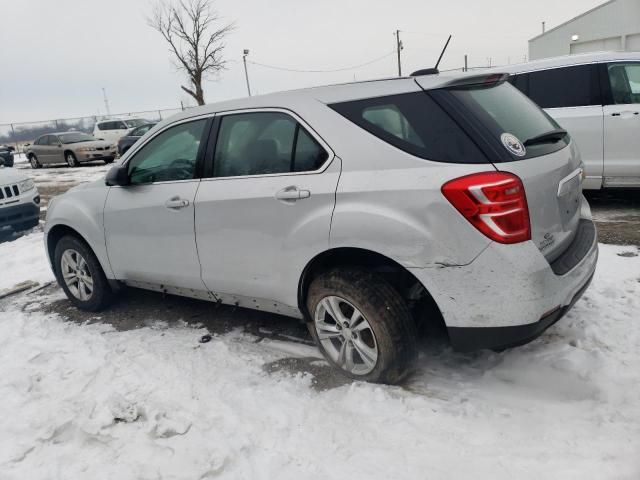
[0,0,604,124]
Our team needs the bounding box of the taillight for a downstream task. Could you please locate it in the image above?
[441,172,530,244]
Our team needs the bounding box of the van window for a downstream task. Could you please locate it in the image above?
[511,65,601,108]
[607,63,640,104]
[330,92,487,164]
[213,112,328,177]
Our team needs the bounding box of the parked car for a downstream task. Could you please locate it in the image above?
[26,132,116,168]
[0,167,40,234]
[0,145,15,167]
[44,72,597,383]
[117,123,157,155]
[495,51,640,189]
[93,118,148,143]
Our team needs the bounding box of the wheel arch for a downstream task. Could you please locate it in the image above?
[46,222,118,288]
[297,247,445,330]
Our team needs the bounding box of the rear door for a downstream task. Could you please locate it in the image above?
[194,109,339,310]
[602,62,640,187]
[509,64,604,190]
[433,80,584,262]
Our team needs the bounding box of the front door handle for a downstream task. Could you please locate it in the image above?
[275,186,311,202]
[165,196,190,210]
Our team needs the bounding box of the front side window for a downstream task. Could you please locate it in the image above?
[47,135,60,145]
[127,119,206,184]
[132,124,154,137]
[607,63,640,104]
[213,112,328,177]
[520,65,601,108]
[330,92,486,163]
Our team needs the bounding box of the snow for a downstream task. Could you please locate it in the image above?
[0,231,54,292]
[0,228,639,478]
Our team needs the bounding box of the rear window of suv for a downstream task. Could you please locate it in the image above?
[447,82,569,159]
[330,92,488,164]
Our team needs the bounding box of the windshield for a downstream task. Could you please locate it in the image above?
[125,119,147,128]
[58,132,96,144]
[448,82,567,159]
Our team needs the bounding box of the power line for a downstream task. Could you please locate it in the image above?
[246,51,395,74]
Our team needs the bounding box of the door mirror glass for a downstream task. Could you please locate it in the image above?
[105,164,130,186]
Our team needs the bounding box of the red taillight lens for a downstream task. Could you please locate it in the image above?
[441,172,531,244]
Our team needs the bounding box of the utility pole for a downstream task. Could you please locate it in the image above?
[243,49,252,97]
[542,21,546,33]
[395,30,403,76]
[102,87,111,117]
[464,54,468,72]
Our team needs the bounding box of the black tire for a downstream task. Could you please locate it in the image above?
[306,268,418,384]
[104,157,114,164]
[29,154,41,169]
[53,235,114,311]
[65,152,79,167]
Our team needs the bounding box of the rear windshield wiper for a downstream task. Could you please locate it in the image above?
[523,128,567,147]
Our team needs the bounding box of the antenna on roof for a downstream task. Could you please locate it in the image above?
[410,34,452,76]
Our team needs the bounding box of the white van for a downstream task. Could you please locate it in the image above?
[93,118,148,143]
[496,51,640,189]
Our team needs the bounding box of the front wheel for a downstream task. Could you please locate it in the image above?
[66,152,79,167]
[54,235,114,311]
[306,268,418,384]
[29,154,41,169]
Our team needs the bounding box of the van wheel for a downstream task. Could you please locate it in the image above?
[54,235,114,311]
[29,154,41,169]
[306,268,417,384]
[65,152,79,167]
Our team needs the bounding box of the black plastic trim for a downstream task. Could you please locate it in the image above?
[0,202,40,230]
[447,271,594,352]
[550,219,596,275]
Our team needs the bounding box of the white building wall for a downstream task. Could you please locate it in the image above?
[529,0,640,60]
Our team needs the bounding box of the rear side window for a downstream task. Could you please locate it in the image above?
[607,63,640,104]
[213,112,329,177]
[511,65,601,108]
[330,92,487,163]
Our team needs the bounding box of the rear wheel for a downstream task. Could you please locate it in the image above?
[306,268,418,384]
[104,158,114,164]
[65,152,79,167]
[54,235,114,311]
[29,154,41,169]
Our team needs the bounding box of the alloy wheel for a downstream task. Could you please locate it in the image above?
[314,295,379,375]
[60,249,94,301]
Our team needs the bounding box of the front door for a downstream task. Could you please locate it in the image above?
[104,118,209,290]
[195,110,340,310]
[603,62,640,187]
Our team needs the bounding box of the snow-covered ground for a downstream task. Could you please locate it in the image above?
[1,229,639,479]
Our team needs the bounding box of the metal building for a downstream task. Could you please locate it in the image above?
[529,0,640,60]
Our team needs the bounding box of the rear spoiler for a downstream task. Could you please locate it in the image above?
[438,73,510,89]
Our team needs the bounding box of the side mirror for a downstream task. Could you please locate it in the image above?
[105,164,130,186]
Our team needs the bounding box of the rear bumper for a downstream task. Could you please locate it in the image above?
[0,202,40,231]
[409,213,598,351]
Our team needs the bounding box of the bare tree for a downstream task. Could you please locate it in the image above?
[149,0,234,105]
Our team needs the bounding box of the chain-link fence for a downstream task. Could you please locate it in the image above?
[0,107,186,152]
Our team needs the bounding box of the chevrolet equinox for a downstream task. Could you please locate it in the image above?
[44,72,598,383]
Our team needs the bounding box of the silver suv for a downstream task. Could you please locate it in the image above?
[44,73,598,383]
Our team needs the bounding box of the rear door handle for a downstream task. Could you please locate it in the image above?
[165,196,190,209]
[275,186,311,201]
